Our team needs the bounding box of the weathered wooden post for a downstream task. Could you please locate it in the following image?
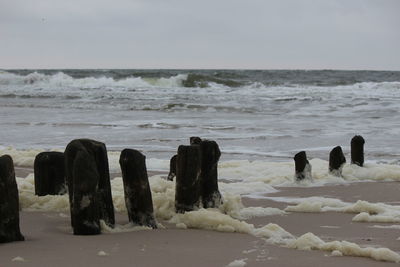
[294,151,312,180]
[34,151,66,196]
[167,154,177,181]
[329,146,346,176]
[65,139,115,235]
[119,149,157,228]
[351,135,365,166]
[0,155,24,243]
[175,145,202,213]
[200,140,222,208]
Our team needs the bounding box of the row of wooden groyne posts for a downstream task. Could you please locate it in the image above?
[0,135,366,243]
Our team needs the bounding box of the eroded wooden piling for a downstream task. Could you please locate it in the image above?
[120,149,157,228]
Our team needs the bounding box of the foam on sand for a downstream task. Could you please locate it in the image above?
[237,206,286,219]
[167,208,400,263]
[288,233,400,263]
[284,197,400,223]
[17,174,69,212]
[11,256,26,262]
[284,197,349,212]
[97,251,109,257]
[169,209,254,233]
[226,258,247,267]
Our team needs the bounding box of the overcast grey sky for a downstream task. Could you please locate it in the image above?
[1,0,399,70]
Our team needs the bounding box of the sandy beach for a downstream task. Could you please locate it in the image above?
[1,167,400,267]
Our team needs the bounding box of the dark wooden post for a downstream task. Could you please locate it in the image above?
[329,146,346,176]
[200,140,222,208]
[167,154,177,181]
[351,135,365,166]
[65,139,115,235]
[34,152,66,196]
[119,149,157,229]
[175,145,202,213]
[294,151,312,180]
[0,155,24,243]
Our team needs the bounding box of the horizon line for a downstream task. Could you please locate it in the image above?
[1,67,400,72]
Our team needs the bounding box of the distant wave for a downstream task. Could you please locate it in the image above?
[0,71,186,88]
[182,73,244,87]
[0,93,57,99]
[0,71,246,89]
[1,70,400,91]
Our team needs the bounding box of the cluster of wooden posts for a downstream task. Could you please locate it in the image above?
[0,136,222,243]
[294,135,365,180]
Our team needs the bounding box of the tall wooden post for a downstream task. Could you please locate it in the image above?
[65,139,115,235]
[120,149,157,228]
[0,155,24,243]
[351,135,365,166]
[175,145,202,213]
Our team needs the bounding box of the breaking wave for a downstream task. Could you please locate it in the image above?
[0,71,187,89]
[1,70,400,91]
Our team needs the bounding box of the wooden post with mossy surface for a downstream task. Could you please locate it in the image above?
[65,139,115,235]
[119,149,157,228]
[0,155,24,243]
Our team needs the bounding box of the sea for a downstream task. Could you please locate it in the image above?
[1,69,400,164]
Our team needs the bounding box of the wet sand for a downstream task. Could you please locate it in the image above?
[1,169,400,266]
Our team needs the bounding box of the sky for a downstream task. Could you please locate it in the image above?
[0,0,399,70]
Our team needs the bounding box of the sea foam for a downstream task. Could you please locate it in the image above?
[5,147,400,186]
[284,197,400,223]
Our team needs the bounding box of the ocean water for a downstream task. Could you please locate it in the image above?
[1,69,400,163]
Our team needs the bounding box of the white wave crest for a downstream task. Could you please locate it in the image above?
[0,71,187,89]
